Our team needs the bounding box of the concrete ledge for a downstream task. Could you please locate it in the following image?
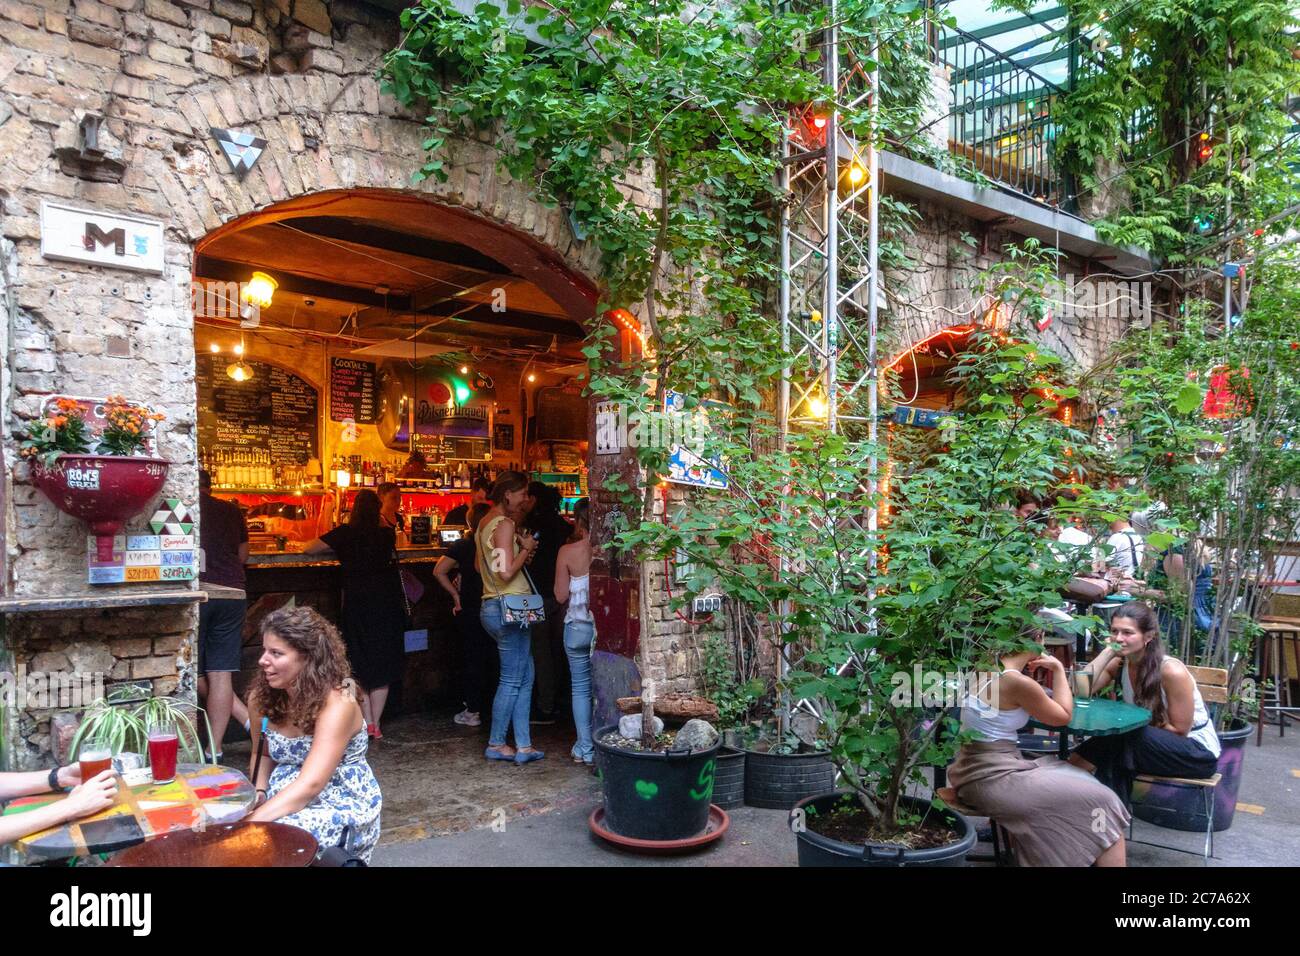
[880,150,1153,276]
[0,589,206,614]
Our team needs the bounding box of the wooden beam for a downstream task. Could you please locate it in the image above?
[195,256,587,339]
[275,217,511,275]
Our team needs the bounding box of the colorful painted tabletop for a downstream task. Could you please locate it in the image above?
[2,764,256,861]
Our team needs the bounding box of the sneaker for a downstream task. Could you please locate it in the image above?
[453,709,481,726]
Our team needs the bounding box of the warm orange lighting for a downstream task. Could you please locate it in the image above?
[847,162,866,186]
[527,373,537,382]
[209,342,221,353]
[244,271,277,309]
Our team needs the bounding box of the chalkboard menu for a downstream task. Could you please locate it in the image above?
[197,354,319,465]
[329,357,378,423]
[535,387,588,441]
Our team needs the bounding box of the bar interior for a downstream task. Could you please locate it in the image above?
[192,198,595,716]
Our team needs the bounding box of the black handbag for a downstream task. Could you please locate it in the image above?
[313,825,368,867]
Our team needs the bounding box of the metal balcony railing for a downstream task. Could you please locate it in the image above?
[928,22,1070,207]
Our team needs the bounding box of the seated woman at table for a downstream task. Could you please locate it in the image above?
[247,605,382,862]
[1069,602,1220,806]
[947,631,1130,867]
[0,767,118,847]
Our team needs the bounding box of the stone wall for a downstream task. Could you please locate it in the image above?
[880,197,1134,371]
[0,0,647,765]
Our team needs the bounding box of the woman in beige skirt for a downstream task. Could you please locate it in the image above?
[947,643,1130,866]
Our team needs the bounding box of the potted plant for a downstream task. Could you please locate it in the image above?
[592,719,722,842]
[68,686,209,767]
[20,395,170,561]
[698,634,765,809]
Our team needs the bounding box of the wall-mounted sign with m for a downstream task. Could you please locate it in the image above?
[40,200,165,273]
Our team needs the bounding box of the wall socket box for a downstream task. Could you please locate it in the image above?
[692,594,722,614]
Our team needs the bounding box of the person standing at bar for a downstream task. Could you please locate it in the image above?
[377,482,406,542]
[198,469,250,762]
[477,471,543,763]
[304,489,406,739]
[433,503,496,727]
[523,482,572,723]
[444,476,490,527]
[554,499,595,764]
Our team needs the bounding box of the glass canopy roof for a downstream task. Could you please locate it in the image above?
[939,0,1072,89]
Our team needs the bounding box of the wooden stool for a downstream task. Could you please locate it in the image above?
[1256,620,1300,745]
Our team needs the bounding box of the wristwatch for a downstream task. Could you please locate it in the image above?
[48,766,66,792]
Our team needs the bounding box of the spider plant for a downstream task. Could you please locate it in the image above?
[69,687,212,764]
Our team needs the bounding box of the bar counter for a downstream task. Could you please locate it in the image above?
[236,544,459,713]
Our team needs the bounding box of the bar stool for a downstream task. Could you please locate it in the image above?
[1255,618,1300,745]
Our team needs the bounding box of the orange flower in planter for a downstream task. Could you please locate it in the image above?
[97,396,165,457]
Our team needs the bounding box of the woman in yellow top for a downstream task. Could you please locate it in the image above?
[476,471,542,764]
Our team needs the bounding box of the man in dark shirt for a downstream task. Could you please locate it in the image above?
[443,477,491,527]
[523,482,574,721]
[198,470,249,762]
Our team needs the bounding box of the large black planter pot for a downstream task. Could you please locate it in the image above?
[1132,719,1252,833]
[792,792,977,867]
[593,724,721,841]
[712,747,746,810]
[743,747,836,809]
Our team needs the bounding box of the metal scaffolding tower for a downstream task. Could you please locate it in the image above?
[779,1,880,446]
[776,0,882,716]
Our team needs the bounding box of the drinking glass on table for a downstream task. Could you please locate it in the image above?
[147,719,179,784]
[78,736,114,783]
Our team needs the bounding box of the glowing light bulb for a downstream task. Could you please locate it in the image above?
[244,271,277,309]
[527,373,537,382]
[234,342,244,356]
[848,162,866,186]
[808,395,828,418]
[209,342,220,353]
[460,365,469,375]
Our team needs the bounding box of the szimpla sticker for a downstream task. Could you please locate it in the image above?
[66,467,100,490]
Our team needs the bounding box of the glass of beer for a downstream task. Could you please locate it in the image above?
[78,737,114,783]
[147,720,179,784]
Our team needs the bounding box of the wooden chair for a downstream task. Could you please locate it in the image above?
[1128,665,1226,864]
[935,786,1013,866]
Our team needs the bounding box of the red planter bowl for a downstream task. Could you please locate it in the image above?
[32,455,170,561]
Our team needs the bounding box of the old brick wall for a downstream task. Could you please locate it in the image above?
[0,0,653,764]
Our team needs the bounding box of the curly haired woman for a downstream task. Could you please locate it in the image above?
[247,605,382,862]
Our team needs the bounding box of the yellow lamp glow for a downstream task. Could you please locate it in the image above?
[808,394,828,418]
[244,271,278,309]
[209,342,221,353]
[336,469,351,488]
[226,360,253,382]
[847,162,866,186]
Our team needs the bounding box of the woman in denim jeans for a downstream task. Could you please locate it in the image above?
[476,471,543,764]
[554,499,595,764]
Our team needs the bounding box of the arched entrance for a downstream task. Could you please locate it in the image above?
[190,188,607,837]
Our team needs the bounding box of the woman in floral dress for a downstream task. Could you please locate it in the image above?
[247,606,382,862]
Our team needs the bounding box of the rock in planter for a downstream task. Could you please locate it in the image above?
[674,719,719,752]
[619,714,664,740]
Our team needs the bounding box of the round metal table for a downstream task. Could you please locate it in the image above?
[1028,698,1151,759]
[2,763,256,861]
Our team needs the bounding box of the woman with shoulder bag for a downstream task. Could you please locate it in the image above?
[477,471,544,764]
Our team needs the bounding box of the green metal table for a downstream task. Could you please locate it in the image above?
[1028,698,1151,760]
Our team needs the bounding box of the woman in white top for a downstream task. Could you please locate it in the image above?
[1070,602,1220,805]
[554,499,595,765]
[947,626,1130,866]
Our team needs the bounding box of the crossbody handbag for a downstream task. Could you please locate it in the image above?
[480,517,546,625]
[501,565,546,625]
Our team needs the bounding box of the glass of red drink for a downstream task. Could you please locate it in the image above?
[147,720,179,784]
[78,736,114,784]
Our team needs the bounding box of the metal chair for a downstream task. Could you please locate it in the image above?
[1126,665,1226,864]
[1256,619,1300,745]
